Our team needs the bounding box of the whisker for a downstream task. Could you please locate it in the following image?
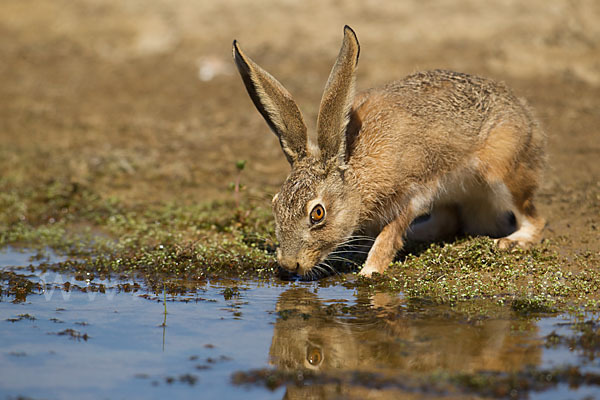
[337,235,373,242]
[327,256,362,268]
[335,243,373,250]
[328,254,360,262]
[330,247,371,253]
[337,239,374,247]
[343,235,375,241]
[329,249,370,257]
[312,264,328,279]
[317,261,333,276]
[317,263,331,275]
[337,248,369,255]
[326,254,363,267]
[322,261,340,275]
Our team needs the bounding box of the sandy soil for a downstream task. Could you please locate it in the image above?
[1,0,598,254]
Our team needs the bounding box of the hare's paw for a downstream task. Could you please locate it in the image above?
[359,259,387,277]
[358,265,378,277]
[494,237,533,250]
[494,216,545,250]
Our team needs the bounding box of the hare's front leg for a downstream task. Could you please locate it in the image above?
[359,211,413,277]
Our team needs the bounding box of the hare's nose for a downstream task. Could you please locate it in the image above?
[277,253,300,272]
[281,259,300,273]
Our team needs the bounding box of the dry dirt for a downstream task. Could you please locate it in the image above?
[1,0,599,255]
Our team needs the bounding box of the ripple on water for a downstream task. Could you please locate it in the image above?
[1,248,599,399]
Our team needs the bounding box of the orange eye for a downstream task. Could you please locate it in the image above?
[307,346,322,366]
[310,204,325,224]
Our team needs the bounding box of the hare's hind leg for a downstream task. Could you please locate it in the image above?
[496,208,545,249]
[459,177,545,248]
[495,171,545,249]
[474,119,546,249]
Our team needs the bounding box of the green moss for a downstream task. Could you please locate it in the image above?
[359,237,600,312]
[232,365,600,397]
[1,178,599,312]
[1,179,277,292]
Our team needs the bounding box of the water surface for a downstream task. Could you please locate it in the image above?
[1,247,599,399]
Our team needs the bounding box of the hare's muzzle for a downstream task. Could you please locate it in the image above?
[276,249,301,273]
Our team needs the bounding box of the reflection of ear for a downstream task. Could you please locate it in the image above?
[317,26,360,167]
[370,293,397,311]
[233,41,308,165]
[274,288,321,313]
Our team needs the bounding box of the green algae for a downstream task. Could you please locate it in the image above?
[1,178,600,312]
[231,365,600,397]
[360,238,600,312]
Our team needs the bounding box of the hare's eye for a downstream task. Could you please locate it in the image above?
[310,204,325,224]
[306,346,323,366]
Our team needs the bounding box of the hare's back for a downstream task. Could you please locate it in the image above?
[385,70,523,133]
[351,70,530,150]
[347,70,532,185]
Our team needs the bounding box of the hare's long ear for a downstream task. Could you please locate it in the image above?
[233,41,307,165]
[316,26,360,167]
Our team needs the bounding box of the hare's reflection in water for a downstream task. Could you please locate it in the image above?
[269,288,541,376]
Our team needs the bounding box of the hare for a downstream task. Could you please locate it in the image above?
[232,26,546,278]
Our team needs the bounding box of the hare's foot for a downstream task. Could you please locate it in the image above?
[359,262,385,277]
[359,211,412,277]
[494,213,545,250]
[490,153,546,250]
[494,185,546,251]
[494,162,546,250]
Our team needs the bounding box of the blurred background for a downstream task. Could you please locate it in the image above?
[1,0,598,248]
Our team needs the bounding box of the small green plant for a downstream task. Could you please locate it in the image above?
[229,160,247,208]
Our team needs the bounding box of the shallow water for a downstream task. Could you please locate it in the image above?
[1,247,599,399]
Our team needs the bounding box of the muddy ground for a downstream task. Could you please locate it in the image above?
[1,1,599,278]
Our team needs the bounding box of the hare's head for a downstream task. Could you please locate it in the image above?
[233,26,361,276]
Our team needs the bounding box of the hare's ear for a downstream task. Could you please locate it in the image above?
[233,40,307,165]
[316,26,360,167]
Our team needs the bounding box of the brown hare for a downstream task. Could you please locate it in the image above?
[233,26,546,278]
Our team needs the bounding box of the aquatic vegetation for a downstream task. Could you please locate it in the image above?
[1,177,599,312]
[232,365,600,396]
[1,3,599,399]
[361,237,600,312]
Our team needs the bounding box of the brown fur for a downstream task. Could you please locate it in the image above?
[233,26,546,277]
[270,289,541,379]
